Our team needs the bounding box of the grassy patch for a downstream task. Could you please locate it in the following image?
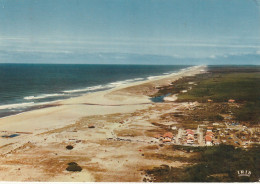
[177,73,260,103]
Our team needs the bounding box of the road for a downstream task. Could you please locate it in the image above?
[176,128,183,144]
[197,126,204,146]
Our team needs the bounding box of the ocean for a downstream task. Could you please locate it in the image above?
[0,64,191,118]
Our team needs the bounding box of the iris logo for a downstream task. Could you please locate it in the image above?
[237,170,251,177]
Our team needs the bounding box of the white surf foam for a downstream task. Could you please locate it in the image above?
[0,102,35,110]
[24,93,65,100]
[63,85,105,93]
[0,100,63,110]
[147,76,161,80]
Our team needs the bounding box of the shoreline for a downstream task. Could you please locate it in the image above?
[0,65,206,132]
[0,65,207,182]
[0,65,192,118]
[0,65,205,120]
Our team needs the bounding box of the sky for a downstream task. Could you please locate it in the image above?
[0,0,260,65]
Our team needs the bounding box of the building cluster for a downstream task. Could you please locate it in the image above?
[151,97,259,147]
[153,132,174,143]
[152,121,259,148]
[205,127,215,146]
[185,129,195,145]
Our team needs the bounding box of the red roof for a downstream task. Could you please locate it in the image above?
[206,131,214,135]
[186,129,194,135]
[163,132,173,138]
[228,99,235,103]
[205,135,212,142]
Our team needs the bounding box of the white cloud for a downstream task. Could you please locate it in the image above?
[0,36,259,60]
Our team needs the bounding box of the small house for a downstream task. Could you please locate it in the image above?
[206,131,214,137]
[186,129,194,135]
[163,137,172,143]
[163,132,173,139]
[207,99,213,103]
[228,99,235,103]
[205,135,213,146]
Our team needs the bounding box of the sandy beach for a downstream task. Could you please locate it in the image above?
[0,65,206,182]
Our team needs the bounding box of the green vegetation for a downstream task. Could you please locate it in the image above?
[146,67,260,182]
[144,153,199,163]
[172,145,207,152]
[181,103,225,121]
[233,101,260,123]
[145,144,260,182]
[153,67,260,125]
[66,145,74,150]
[177,71,260,124]
[184,144,260,182]
[152,75,197,97]
[177,73,260,103]
[66,162,82,172]
[159,103,228,129]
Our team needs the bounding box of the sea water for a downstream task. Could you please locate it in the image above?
[0,64,191,117]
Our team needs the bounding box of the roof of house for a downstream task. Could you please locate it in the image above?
[228,99,235,102]
[206,131,214,135]
[163,132,173,138]
[186,129,194,133]
[205,135,212,142]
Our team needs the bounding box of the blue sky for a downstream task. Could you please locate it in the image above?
[0,0,260,64]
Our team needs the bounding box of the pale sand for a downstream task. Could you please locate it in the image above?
[0,65,205,133]
[0,65,206,182]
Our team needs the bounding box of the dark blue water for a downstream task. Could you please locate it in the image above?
[0,64,191,117]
